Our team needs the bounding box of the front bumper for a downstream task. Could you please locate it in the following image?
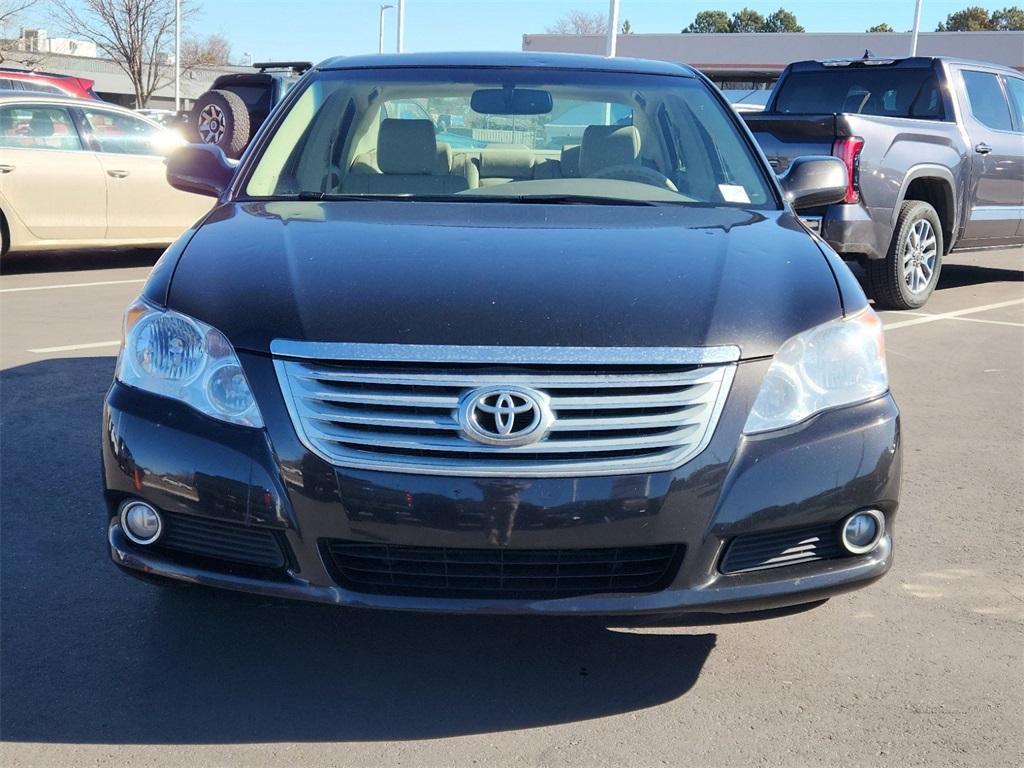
[103,356,901,616]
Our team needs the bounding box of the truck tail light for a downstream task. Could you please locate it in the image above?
[831,136,864,204]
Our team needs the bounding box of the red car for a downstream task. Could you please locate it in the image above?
[0,68,98,99]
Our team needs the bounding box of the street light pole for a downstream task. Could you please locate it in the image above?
[910,0,924,56]
[396,0,406,53]
[606,0,620,57]
[174,0,181,112]
[379,4,393,54]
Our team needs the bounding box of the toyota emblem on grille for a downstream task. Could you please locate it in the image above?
[459,386,553,447]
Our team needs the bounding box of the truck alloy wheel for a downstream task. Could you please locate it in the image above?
[868,200,944,310]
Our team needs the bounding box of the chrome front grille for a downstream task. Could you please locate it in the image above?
[272,342,737,477]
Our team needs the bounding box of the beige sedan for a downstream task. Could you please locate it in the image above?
[0,94,214,254]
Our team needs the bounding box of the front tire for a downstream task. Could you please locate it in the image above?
[867,200,943,310]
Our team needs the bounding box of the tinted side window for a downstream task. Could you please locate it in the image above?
[0,105,82,150]
[1003,77,1024,131]
[81,109,167,155]
[962,71,1013,131]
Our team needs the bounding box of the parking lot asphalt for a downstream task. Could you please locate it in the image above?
[1,246,1022,767]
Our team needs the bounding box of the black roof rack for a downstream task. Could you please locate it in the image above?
[252,61,312,74]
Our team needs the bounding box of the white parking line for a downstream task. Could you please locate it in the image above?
[944,316,1024,329]
[883,298,1024,331]
[0,278,145,294]
[28,340,120,354]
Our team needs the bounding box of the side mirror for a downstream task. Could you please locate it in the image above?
[166,144,235,198]
[778,156,848,210]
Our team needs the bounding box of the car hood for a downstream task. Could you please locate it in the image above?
[166,201,842,359]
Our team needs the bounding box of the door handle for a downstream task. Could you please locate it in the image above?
[975,143,992,155]
[0,164,14,173]
[107,169,130,178]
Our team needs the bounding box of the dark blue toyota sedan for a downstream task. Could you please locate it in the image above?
[102,53,899,616]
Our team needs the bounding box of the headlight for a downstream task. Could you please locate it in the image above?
[116,298,263,428]
[743,309,887,435]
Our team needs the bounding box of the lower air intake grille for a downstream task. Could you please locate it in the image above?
[157,512,287,569]
[321,540,683,599]
[720,523,847,574]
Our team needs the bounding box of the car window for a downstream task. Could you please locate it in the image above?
[1003,77,1024,131]
[245,68,776,208]
[16,81,63,95]
[0,105,82,150]
[81,108,171,155]
[383,100,432,121]
[961,71,1014,131]
[773,68,945,119]
[224,84,272,111]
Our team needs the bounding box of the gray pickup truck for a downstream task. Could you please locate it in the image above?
[744,56,1024,308]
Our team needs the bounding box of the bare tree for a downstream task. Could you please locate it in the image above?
[51,0,197,107]
[182,32,230,66]
[0,0,39,64]
[546,10,607,35]
[0,0,36,27]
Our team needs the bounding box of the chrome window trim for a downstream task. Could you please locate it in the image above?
[272,341,738,478]
[270,340,742,366]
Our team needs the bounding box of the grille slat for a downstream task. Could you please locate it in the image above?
[322,540,682,599]
[308,422,703,454]
[274,345,735,477]
[720,524,848,574]
[299,369,721,388]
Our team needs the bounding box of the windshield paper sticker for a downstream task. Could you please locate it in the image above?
[718,184,751,204]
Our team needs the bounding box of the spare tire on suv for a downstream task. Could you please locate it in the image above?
[192,89,250,159]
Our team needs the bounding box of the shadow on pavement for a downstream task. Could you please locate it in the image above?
[0,249,162,276]
[847,256,1023,296]
[933,261,1023,291]
[0,357,714,745]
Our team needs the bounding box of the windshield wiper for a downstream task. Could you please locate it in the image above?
[491,194,666,206]
[295,191,417,202]
[292,192,668,206]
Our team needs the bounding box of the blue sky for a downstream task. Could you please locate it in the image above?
[29,1,1012,62]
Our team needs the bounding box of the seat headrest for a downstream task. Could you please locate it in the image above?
[378,118,438,175]
[579,125,640,176]
[435,142,453,174]
[31,112,55,138]
[559,144,581,178]
[478,148,535,179]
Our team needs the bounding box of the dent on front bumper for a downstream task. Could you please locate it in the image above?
[102,356,901,616]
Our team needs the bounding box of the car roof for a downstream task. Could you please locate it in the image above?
[0,66,84,81]
[316,51,696,78]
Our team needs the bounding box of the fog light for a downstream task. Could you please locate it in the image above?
[120,500,163,545]
[841,509,884,554]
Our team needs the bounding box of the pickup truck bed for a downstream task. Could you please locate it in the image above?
[743,56,1024,309]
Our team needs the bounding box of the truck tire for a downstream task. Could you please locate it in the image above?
[867,200,943,310]
[192,89,251,159]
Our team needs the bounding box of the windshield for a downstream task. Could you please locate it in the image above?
[243,67,776,208]
[773,67,946,119]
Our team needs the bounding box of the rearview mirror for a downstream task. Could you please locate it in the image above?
[778,156,848,210]
[470,87,553,115]
[166,144,235,198]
